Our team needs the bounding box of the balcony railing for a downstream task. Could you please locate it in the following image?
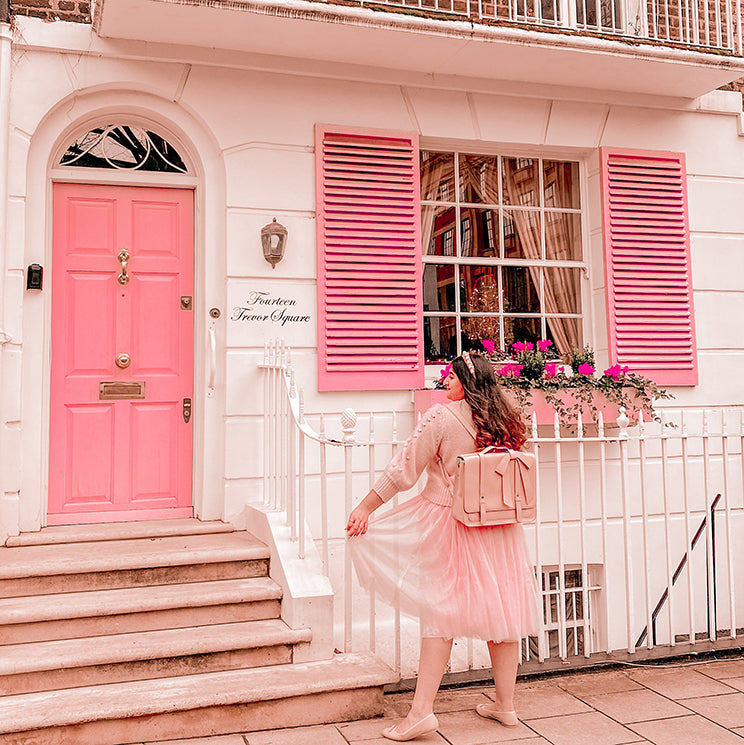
[340,0,744,54]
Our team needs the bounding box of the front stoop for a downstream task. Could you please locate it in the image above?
[0,655,394,745]
[0,520,396,744]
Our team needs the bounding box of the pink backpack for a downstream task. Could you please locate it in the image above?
[444,406,537,527]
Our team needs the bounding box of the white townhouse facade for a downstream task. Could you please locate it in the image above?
[0,0,743,740]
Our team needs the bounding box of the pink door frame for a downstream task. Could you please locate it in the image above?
[49,183,195,524]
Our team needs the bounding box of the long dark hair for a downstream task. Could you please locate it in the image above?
[451,352,527,450]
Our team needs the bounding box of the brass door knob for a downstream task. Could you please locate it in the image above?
[115,353,131,369]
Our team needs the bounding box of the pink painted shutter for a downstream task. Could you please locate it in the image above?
[600,148,698,386]
[316,124,424,391]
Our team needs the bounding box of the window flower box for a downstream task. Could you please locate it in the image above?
[414,388,642,426]
[419,341,669,427]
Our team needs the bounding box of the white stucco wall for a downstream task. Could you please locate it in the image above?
[2,15,744,544]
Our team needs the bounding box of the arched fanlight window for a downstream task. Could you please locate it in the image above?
[59,124,188,173]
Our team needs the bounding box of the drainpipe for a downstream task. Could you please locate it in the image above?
[0,0,16,541]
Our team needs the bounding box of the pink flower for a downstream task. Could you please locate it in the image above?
[439,363,452,381]
[525,342,534,351]
[537,340,553,352]
[496,363,523,378]
[544,362,558,378]
[511,342,526,353]
[604,364,631,380]
[577,363,595,376]
[482,339,495,355]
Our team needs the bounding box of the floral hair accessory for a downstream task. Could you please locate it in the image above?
[461,351,476,376]
[439,363,452,383]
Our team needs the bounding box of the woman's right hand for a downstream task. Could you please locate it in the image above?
[346,503,372,537]
[346,490,384,537]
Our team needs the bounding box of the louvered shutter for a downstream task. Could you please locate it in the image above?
[316,125,424,391]
[600,148,698,386]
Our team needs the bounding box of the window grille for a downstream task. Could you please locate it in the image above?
[421,151,584,364]
[529,565,603,659]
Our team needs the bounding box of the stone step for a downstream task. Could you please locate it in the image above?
[0,532,270,598]
[4,519,234,547]
[0,577,283,644]
[0,653,398,745]
[0,618,312,695]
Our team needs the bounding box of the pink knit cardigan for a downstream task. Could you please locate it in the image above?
[373,400,478,508]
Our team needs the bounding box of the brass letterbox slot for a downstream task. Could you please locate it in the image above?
[99,381,146,400]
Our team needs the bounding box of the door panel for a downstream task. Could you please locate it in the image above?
[49,184,194,524]
[65,404,115,504]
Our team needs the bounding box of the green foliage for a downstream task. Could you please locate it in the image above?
[438,341,673,427]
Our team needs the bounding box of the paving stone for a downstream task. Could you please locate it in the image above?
[513,684,592,719]
[337,717,395,741]
[679,692,744,729]
[525,711,641,745]
[352,736,448,745]
[434,689,493,714]
[245,724,347,744]
[626,668,737,699]
[148,737,245,745]
[558,670,643,698]
[581,688,692,723]
[436,709,537,744]
[690,659,744,680]
[628,714,744,745]
[724,676,744,692]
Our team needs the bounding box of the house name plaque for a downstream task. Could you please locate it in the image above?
[227,281,315,347]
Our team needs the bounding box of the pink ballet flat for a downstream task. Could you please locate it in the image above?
[475,703,519,726]
[381,713,439,741]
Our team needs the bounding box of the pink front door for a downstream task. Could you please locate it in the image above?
[49,184,194,525]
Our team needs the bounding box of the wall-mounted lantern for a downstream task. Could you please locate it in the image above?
[261,218,288,268]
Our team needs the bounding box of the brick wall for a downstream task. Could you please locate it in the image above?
[10,0,90,23]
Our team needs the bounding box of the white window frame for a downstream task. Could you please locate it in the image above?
[421,148,588,366]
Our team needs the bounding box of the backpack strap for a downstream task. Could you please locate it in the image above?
[444,403,478,441]
[435,404,477,491]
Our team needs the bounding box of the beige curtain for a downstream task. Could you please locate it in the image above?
[502,162,580,352]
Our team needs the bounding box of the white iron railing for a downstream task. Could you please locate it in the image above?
[346,0,744,54]
[261,340,743,678]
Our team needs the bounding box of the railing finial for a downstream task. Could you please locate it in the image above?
[341,407,358,443]
[617,406,630,438]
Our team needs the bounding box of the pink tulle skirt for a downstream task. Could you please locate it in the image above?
[350,495,539,641]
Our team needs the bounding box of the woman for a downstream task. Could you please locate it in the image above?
[347,351,539,742]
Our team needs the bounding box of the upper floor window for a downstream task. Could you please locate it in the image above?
[421,150,583,364]
[59,125,188,173]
